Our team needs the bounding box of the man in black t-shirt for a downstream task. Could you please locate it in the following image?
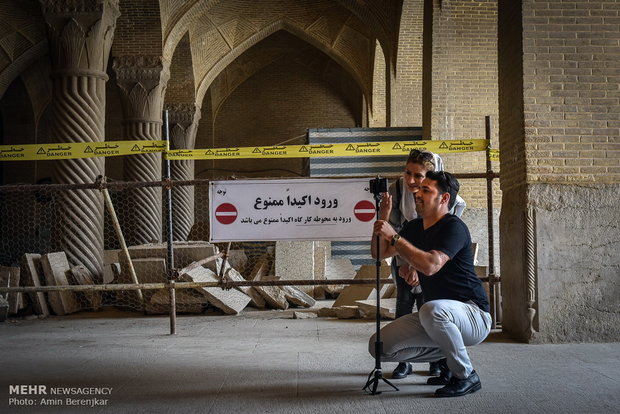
[369,171,491,398]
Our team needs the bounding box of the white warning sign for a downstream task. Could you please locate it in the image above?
[209,178,377,242]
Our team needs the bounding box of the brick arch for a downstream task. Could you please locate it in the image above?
[207,31,362,124]
[162,0,398,64]
[162,0,220,61]
[195,19,370,114]
[334,0,399,68]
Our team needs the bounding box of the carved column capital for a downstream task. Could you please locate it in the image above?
[113,55,170,122]
[165,103,201,149]
[40,0,120,76]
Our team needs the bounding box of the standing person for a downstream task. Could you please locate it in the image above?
[369,171,491,397]
[381,150,466,379]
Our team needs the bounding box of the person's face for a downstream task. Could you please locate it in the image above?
[415,178,449,216]
[403,162,429,193]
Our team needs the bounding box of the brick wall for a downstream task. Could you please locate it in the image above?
[428,0,500,208]
[392,0,424,127]
[166,33,195,103]
[522,0,620,184]
[111,0,162,56]
[370,41,387,127]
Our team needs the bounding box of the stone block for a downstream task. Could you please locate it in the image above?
[227,250,248,274]
[355,299,397,320]
[118,256,167,307]
[253,276,288,310]
[382,284,396,299]
[181,266,251,315]
[318,306,360,318]
[281,285,316,308]
[317,307,336,317]
[125,241,218,269]
[0,266,23,315]
[133,257,170,308]
[40,252,79,316]
[333,263,392,307]
[293,311,318,319]
[325,258,356,279]
[334,306,361,319]
[314,286,326,300]
[69,265,102,310]
[20,254,50,317]
[0,296,8,322]
[275,241,315,296]
[103,250,120,284]
[222,266,266,309]
[322,258,357,295]
[332,285,378,308]
[313,242,328,298]
[132,258,168,284]
[147,289,207,314]
[248,254,271,281]
[354,262,392,280]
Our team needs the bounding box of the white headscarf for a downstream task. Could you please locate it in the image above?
[399,152,445,221]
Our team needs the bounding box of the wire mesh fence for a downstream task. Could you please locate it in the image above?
[0,178,377,320]
[0,174,499,326]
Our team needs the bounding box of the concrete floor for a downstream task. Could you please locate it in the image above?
[1,306,619,414]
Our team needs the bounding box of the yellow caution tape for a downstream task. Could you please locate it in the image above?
[165,139,492,160]
[0,140,167,161]
[1,139,500,161]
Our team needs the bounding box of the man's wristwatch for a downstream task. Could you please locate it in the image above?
[391,234,401,246]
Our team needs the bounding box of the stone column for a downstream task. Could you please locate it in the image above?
[40,0,120,281]
[113,56,170,245]
[165,103,200,241]
[499,0,620,343]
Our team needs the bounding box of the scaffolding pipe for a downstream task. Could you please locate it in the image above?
[0,278,394,293]
[163,110,177,335]
[100,183,144,305]
[485,115,498,328]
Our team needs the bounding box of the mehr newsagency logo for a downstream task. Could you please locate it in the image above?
[8,384,112,408]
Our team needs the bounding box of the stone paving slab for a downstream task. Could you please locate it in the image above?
[0,309,619,414]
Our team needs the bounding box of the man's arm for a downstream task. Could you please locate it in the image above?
[394,239,450,276]
[371,219,398,259]
[373,220,450,275]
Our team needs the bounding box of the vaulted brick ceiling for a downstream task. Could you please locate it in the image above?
[206,30,362,121]
[161,0,403,106]
[0,0,403,108]
[0,0,47,97]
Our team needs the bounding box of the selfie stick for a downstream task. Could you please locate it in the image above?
[363,177,399,395]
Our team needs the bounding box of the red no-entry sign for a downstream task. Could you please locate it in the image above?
[215,203,238,224]
[354,200,376,222]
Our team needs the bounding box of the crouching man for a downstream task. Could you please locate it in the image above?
[369,171,491,397]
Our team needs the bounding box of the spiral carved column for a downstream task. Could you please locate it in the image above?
[113,56,170,246]
[40,0,120,282]
[166,103,201,241]
[524,207,538,339]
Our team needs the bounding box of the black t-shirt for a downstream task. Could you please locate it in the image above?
[399,214,490,312]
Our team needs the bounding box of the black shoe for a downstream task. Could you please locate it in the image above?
[391,362,412,379]
[428,360,441,377]
[434,370,482,398]
[426,358,451,385]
